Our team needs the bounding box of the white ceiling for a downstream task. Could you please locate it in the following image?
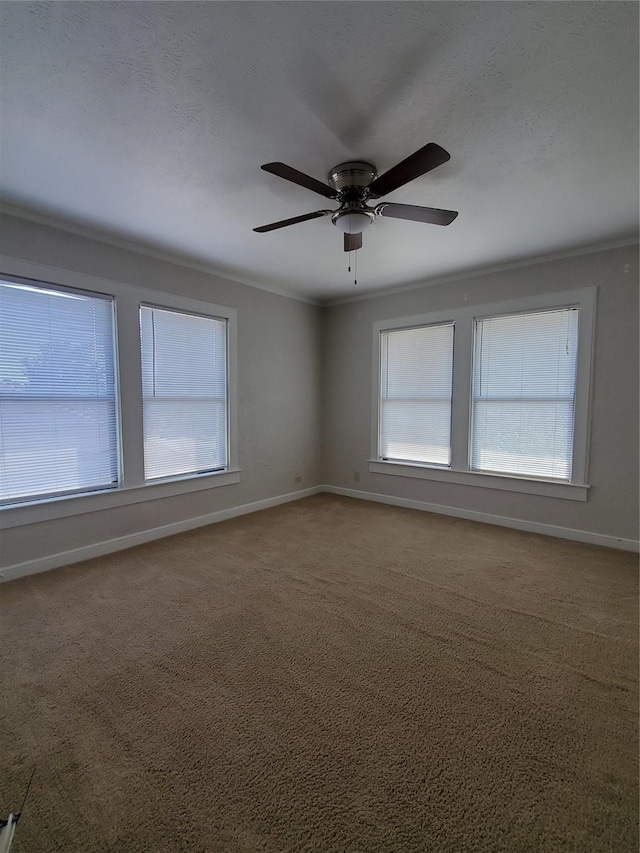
[1,2,638,302]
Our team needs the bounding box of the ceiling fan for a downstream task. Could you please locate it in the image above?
[253,142,458,252]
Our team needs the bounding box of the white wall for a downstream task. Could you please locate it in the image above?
[322,245,639,544]
[0,214,323,571]
[1,215,637,576]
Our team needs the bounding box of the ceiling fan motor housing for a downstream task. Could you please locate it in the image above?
[329,162,378,232]
[328,161,377,193]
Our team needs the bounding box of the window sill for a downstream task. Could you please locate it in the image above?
[368,460,588,501]
[0,468,242,530]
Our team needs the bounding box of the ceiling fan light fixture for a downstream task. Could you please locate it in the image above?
[332,210,374,234]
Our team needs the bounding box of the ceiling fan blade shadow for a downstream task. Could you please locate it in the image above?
[344,232,363,252]
[287,49,367,152]
[253,210,331,233]
[368,143,451,198]
[261,163,337,198]
[341,43,435,149]
[378,203,458,226]
[288,41,444,152]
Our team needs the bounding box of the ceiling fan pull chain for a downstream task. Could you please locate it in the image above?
[354,249,358,286]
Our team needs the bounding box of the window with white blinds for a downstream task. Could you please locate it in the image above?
[0,278,118,505]
[140,305,228,481]
[471,308,579,480]
[379,324,454,466]
[373,290,594,497]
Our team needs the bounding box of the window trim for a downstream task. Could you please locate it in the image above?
[0,275,121,505]
[139,302,230,483]
[370,288,596,501]
[378,320,455,468]
[0,255,239,529]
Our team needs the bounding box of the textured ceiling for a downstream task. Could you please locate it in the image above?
[0,2,638,301]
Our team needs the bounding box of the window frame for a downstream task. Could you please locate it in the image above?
[0,257,239,530]
[470,307,580,481]
[378,320,455,468]
[0,275,122,505]
[370,288,596,501]
[139,302,230,483]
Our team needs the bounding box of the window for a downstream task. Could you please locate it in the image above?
[371,289,595,500]
[140,305,228,481]
[0,278,118,505]
[0,259,239,521]
[472,309,579,480]
[379,324,454,466]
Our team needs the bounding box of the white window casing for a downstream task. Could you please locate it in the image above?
[370,288,596,501]
[471,308,579,481]
[0,257,239,530]
[379,323,454,467]
[140,305,229,482]
[0,278,119,505]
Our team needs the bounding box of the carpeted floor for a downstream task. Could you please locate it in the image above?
[0,494,637,853]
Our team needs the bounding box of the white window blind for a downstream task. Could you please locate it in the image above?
[140,306,228,481]
[0,278,118,505]
[472,308,579,480]
[379,324,454,466]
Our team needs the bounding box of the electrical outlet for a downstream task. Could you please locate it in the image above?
[354,471,360,482]
[294,475,302,483]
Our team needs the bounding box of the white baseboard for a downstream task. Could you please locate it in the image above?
[323,485,640,553]
[2,483,637,582]
[0,486,323,583]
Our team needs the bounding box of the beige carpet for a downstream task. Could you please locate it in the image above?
[0,494,637,853]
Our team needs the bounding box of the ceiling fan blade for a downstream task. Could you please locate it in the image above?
[261,163,338,199]
[253,210,330,233]
[344,232,363,252]
[378,203,458,226]
[367,143,451,199]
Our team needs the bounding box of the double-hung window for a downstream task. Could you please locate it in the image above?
[0,260,238,518]
[140,305,228,481]
[372,289,595,499]
[379,324,454,466]
[0,277,119,505]
[471,308,579,480]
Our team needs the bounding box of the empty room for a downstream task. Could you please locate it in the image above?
[0,3,638,852]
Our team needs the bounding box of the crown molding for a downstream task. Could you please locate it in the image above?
[2,202,636,310]
[323,236,639,307]
[0,202,321,306]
